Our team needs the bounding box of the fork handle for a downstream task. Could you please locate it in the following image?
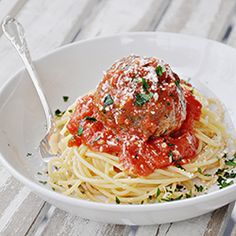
[2,16,53,130]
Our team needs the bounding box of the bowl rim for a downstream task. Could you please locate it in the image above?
[1,31,236,211]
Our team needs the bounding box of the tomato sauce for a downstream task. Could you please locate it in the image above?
[67,56,202,176]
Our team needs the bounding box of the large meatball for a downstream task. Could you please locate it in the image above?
[94,55,186,140]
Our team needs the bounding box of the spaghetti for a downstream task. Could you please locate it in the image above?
[47,55,236,204]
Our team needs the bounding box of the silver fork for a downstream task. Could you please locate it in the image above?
[2,16,56,162]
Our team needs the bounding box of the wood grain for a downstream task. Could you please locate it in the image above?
[157,0,236,40]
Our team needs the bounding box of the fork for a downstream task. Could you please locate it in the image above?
[2,16,56,162]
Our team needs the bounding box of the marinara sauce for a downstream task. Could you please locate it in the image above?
[67,55,202,176]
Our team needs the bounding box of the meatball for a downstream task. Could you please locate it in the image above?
[94,55,186,140]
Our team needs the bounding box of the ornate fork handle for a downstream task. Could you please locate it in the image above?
[2,16,53,130]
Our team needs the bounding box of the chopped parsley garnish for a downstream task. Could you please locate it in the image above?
[26,152,32,157]
[94,135,101,142]
[168,151,174,162]
[167,143,174,147]
[141,200,144,204]
[37,172,42,175]
[155,65,164,77]
[174,80,181,88]
[116,137,119,142]
[176,184,184,191]
[141,78,149,92]
[103,94,114,108]
[185,190,192,198]
[217,176,234,189]
[134,92,153,107]
[77,126,84,136]
[197,167,203,174]
[115,196,120,204]
[52,187,55,191]
[224,171,236,178]
[156,188,161,198]
[68,109,73,113]
[162,195,183,202]
[225,160,236,167]
[215,168,225,175]
[63,96,69,102]
[54,109,65,117]
[176,164,184,170]
[39,180,47,185]
[84,116,97,122]
[166,101,171,106]
[194,184,204,192]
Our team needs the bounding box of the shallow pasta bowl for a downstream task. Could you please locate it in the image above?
[1,32,236,225]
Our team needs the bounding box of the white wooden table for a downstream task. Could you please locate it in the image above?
[1,0,236,235]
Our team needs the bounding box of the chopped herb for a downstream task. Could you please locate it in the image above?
[84,116,97,122]
[52,187,55,191]
[197,167,203,174]
[155,65,164,77]
[116,137,119,142]
[141,200,144,204]
[39,180,47,185]
[133,78,139,83]
[168,151,174,162]
[174,80,181,88]
[162,195,183,202]
[141,78,149,92]
[77,126,83,136]
[176,184,184,191]
[54,109,65,117]
[215,168,225,175]
[37,172,42,175]
[225,160,236,167]
[161,198,170,202]
[103,94,114,108]
[94,135,101,142]
[166,101,171,106]
[63,96,69,102]
[68,109,73,113]
[134,92,153,107]
[176,164,184,170]
[26,152,32,157]
[223,153,227,158]
[115,196,120,204]
[224,171,236,179]
[219,180,234,189]
[167,143,174,147]
[175,194,183,200]
[217,176,234,189]
[185,191,192,198]
[156,188,161,198]
[194,184,204,192]
[205,173,211,177]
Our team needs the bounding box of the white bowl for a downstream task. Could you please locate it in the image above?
[1,32,236,225]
